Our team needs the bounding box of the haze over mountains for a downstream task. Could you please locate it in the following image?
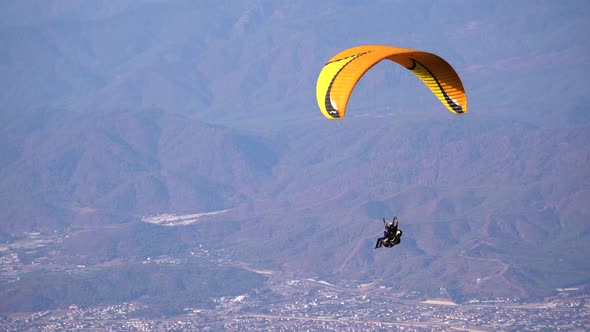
[1,0,589,310]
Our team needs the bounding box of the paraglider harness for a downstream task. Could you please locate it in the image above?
[382,229,402,247]
[375,217,403,249]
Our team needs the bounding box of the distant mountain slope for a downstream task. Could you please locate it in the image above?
[0,109,280,233]
[3,110,585,300]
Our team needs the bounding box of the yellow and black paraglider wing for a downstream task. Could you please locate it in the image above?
[316,45,467,119]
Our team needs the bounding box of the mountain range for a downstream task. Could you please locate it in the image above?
[1,0,589,309]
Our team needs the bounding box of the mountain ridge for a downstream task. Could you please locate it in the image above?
[1,0,589,306]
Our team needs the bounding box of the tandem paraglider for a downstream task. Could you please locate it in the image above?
[316,45,468,252]
[374,216,403,249]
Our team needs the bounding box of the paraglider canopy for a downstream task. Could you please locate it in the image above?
[316,45,467,119]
